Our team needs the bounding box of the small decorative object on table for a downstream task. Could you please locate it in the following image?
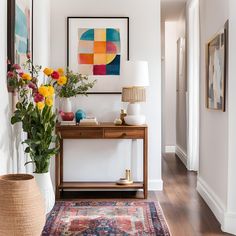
[122,61,149,125]
[60,111,75,121]
[116,169,133,185]
[120,109,127,124]
[114,118,122,125]
[75,109,86,123]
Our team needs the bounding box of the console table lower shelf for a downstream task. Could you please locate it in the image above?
[59,181,144,190]
[55,122,148,199]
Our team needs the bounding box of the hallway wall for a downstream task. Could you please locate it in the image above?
[0,0,13,174]
[198,0,229,211]
[164,21,177,150]
[176,7,187,160]
[197,0,235,233]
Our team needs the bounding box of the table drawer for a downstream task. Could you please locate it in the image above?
[60,129,103,139]
[104,129,144,139]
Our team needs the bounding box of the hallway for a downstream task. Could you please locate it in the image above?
[156,154,231,236]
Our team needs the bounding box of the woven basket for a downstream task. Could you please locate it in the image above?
[0,174,45,236]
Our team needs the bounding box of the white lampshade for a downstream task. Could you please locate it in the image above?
[122,61,149,87]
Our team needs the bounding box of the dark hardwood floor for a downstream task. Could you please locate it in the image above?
[60,154,231,236]
[156,153,231,236]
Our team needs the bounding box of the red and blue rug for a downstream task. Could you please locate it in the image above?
[42,201,170,236]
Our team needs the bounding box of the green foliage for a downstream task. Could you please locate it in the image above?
[11,102,59,173]
[57,69,96,98]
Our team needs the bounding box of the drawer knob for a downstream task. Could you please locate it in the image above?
[122,133,127,137]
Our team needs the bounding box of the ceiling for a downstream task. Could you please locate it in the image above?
[161,0,187,21]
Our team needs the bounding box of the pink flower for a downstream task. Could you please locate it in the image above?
[34,93,44,103]
[7,71,14,78]
[27,53,31,59]
[28,82,36,90]
[51,71,60,80]
[19,72,24,77]
[12,64,21,70]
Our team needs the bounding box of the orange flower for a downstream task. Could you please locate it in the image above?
[57,76,67,86]
[21,73,32,81]
[57,68,64,76]
[43,68,53,76]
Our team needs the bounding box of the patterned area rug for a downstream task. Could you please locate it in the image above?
[42,201,170,236]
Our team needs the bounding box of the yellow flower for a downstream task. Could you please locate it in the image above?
[57,68,64,76]
[43,68,53,76]
[22,73,32,81]
[48,86,55,96]
[57,76,67,86]
[38,86,50,97]
[37,102,45,110]
[45,97,53,107]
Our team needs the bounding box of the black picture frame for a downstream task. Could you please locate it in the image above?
[7,0,33,92]
[67,17,129,95]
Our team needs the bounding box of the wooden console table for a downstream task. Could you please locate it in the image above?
[55,123,148,199]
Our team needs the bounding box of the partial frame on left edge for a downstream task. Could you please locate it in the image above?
[7,0,33,92]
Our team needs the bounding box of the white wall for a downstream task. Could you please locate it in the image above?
[0,0,13,175]
[161,21,166,154]
[176,7,187,155]
[198,0,229,209]
[50,0,162,190]
[33,0,51,74]
[164,21,177,149]
[196,0,236,234]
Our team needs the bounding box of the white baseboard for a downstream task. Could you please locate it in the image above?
[197,177,225,224]
[165,146,176,153]
[149,179,163,191]
[222,212,236,235]
[175,145,187,167]
[197,177,236,234]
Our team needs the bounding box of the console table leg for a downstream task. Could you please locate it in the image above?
[143,127,148,199]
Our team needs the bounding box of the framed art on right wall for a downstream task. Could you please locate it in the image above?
[206,20,228,112]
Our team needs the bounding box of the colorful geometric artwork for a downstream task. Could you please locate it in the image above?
[78,28,121,76]
[15,0,32,65]
[42,201,171,235]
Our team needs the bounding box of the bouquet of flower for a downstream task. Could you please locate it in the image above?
[8,59,65,173]
[55,68,96,98]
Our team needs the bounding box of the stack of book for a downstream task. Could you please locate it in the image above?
[79,117,99,126]
[60,120,76,126]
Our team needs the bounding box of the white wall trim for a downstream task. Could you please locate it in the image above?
[197,177,236,234]
[197,176,225,225]
[149,179,163,191]
[176,145,188,167]
[165,146,176,153]
[222,212,236,235]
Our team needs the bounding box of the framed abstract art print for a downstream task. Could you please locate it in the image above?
[67,17,129,94]
[7,0,33,70]
[206,21,228,111]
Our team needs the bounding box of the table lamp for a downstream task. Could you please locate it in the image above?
[122,61,149,125]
